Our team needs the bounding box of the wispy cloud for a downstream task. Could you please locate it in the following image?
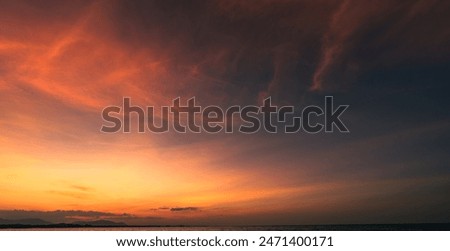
[170,207,200,212]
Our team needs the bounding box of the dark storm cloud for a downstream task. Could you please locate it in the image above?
[107,0,333,104]
[105,0,450,104]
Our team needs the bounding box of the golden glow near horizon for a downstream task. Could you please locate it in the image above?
[0,133,308,214]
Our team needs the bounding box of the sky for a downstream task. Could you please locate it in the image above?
[0,0,449,225]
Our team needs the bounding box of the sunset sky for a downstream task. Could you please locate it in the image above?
[0,0,449,225]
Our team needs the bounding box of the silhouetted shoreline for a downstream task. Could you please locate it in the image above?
[1,223,449,231]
